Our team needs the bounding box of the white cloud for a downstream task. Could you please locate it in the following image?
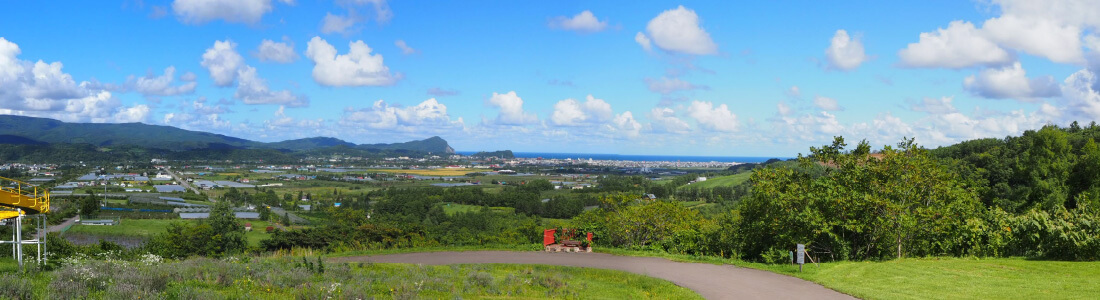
[646,107,690,133]
[813,96,844,111]
[486,91,537,125]
[644,77,708,94]
[825,30,867,71]
[963,62,1060,100]
[320,13,356,34]
[1061,68,1100,120]
[128,66,197,97]
[340,98,458,130]
[235,65,309,107]
[200,40,244,87]
[305,36,400,87]
[643,6,717,55]
[898,21,1013,69]
[0,37,148,123]
[180,71,197,82]
[983,15,1084,65]
[549,10,608,33]
[265,105,324,130]
[172,0,276,25]
[255,39,297,63]
[634,32,652,52]
[609,111,642,138]
[550,95,613,126]
[394,40,418,55]
[686,100,739,132]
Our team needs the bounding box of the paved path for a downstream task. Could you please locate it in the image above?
[332,251,855,300]
[47,216,78,233]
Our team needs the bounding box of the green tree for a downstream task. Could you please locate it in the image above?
[79,190,101,217]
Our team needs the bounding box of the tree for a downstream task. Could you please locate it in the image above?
[282,212,291,226]
[207,201,242,234]
[79,190,101,217]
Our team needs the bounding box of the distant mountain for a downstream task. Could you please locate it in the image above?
[357,136,455,154]
[0,115,255,149]
[470,150,514,159]
[0,115,455,154]
[265,137,355,151]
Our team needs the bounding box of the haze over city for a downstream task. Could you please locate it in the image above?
[2,1,1099,156]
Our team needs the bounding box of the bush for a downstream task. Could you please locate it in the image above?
[0,274,33,300]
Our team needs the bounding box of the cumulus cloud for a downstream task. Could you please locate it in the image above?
[983,15,1084,64]
[644,77,708,94]
[172,0,278,25]
[125,66,197,98]
[777,101,792,116]
[963,62,1060,100]
[486,91,537,125]
[394,40,418,55]
[686,100,739,132]
[305,36,400,87]
[265,105,324,130]
[549,10,608,33]
[634,32,652,52]
[200,40,244,87]
[0,37,148,123]
[897,21,1013,69]
[550,95,613,126]
[340,98,458,130]
[255,39,297,63]
[813,96,844,111]
[646,107,690,133]
[640,6,717,55]
[234,65,309,107]
[825,30,867,71]
[609,111,642,138]
[1061,68,1100,120]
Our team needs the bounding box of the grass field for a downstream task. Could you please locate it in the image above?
[367,168,479,176]
[689,172,752,188]
[65,218,274,247]
[66,219,175,237]
[597,249,1100,300]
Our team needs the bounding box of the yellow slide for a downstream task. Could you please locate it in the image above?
[0,176,50,220]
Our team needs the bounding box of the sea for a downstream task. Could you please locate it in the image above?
[456,151,787,163]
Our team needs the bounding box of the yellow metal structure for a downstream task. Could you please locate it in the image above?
[0,176,50,219]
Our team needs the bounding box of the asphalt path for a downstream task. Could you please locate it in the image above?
[331,251,855,300]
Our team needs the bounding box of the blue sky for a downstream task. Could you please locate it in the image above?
[2,1,1100,156]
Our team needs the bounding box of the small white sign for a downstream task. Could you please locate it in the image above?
[797,244,805,265]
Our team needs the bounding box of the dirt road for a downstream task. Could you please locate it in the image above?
[332,251,855,300]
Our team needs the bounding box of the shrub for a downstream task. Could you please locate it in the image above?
[0,274,33,300]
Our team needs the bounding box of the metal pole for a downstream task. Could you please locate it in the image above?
[15,211,23,271]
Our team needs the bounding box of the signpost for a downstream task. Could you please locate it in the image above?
[797,244,805,272]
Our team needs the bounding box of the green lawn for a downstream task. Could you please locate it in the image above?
[65,219,176,237]
[689,172,752,188]
[66,218,273,247]
[597,249,1100,300]
[783,257,1100,300]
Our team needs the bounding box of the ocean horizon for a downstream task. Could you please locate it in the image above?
[456,151,789,163]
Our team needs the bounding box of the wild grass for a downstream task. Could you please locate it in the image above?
[688,171,752,188]
[0,255,700,299]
